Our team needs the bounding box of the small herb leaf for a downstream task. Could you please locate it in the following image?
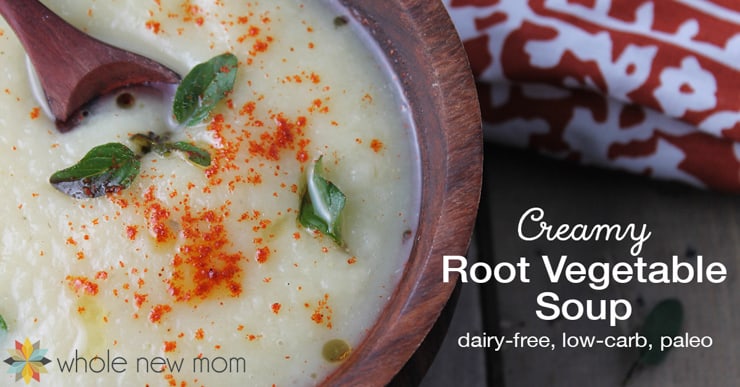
[638,298,683,365]
[622,298,684,386]
[0,313,6,343]
[49,143,140,199]
[173,53,238,126]
[299,156,346,245]
[154,142,211,167]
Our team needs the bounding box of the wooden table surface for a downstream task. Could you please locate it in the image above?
[419,144,739,387]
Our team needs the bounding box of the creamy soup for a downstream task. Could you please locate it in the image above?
[0,1,418,385]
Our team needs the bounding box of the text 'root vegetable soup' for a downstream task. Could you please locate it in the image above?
[0,1,420,385]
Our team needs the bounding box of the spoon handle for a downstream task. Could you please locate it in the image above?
[0,0,179,123]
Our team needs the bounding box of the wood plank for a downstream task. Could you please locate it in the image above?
[481,145,740,386]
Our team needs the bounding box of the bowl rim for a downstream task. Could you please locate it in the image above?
[322,0,483,385]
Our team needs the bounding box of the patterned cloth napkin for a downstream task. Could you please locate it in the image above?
[444,0,739,192]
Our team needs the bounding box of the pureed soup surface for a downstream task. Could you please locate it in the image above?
[0,1,419,385]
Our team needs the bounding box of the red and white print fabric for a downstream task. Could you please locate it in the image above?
[445,0,740,191]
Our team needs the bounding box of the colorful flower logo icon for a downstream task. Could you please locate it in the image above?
[4,338,51,384]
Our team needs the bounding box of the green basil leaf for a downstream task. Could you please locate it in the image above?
[154,141,211,167]
[622,298,683,386]
[0,313,6,343]
[299,156,346,245]
[49,143,140,199]
[638,298,683,365]
[173,53,238,126]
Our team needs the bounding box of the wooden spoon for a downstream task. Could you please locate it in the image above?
[0,0,180,130]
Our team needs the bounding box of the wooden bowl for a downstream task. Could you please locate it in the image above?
[323,0,482,385]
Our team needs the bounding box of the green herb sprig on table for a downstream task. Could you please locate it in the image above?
[50,53,237,199]
[0,312,7,343]
[622,298,683,386]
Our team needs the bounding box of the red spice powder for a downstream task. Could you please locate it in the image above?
[308,98,323,113]
[182,3,202,24]
[310,293,333,328]
[109,196,129,208]
[205,114,241,185]
[167,206,244,302]
[239,101,256,116]
[247,114,309,163]
[66,276,99,296]
[164,341,177,353]
[252,219,271,232]
[134,293,148,308]
[255,246,270,263]
[246,169,262,185]
[271,302,281,314]
[149,304,173,324]
[126,225,139,240]
[164,373,177,386]
[370,139,385,153]
[145,202,173,243]
[310,311,323,324]
[145,20,161,34]
[296,139,310,163]
[252,39,269,54]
